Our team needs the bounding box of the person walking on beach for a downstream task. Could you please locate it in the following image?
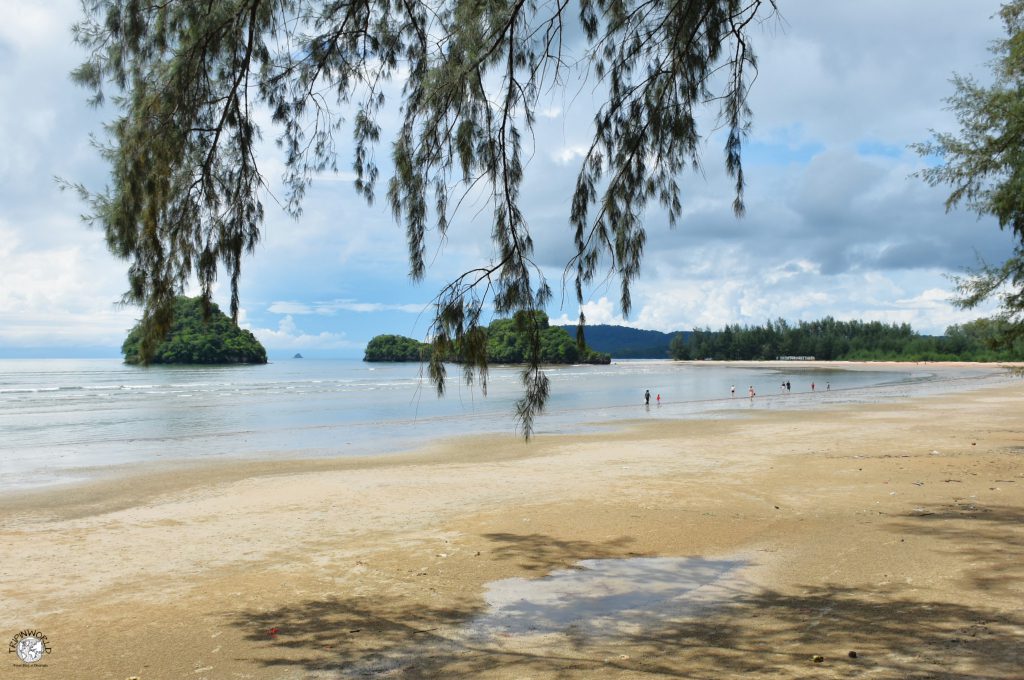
[826,382,830,391]
[645,389,651,406]
[811,382,816,392]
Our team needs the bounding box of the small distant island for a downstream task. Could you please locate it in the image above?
[122,296,267,365]
[365,312,611,364]
[294,353,304,359]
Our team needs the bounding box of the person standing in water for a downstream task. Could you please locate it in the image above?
[731,385,736,398]
[748,385,755,399]
[645,389,651,406]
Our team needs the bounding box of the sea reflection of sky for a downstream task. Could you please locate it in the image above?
[0,359,1013,491]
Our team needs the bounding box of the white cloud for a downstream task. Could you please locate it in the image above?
[551,145,589,165]
[613,263,995,336]
[752,0,1004,146]
[0,2,62,51]
[310,171,359,183]
[267,301,316,315]
[763,259,820,285]
[0,222,135,346]
[267,299,428,315]
[551,296,630,327]
[249,315,361,351]
[900,288,954,306]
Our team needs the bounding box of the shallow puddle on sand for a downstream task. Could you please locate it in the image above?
[339,557,749,676]
[468,556,747,638]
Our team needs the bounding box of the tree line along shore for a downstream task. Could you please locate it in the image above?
[369,316,1022,363]
[669,317,1023,362]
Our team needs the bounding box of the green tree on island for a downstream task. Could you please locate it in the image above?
[484,312,610,364]
[914,0,1024,344]
[67,0,776,435]
[363,335,431,362]
[122,296,267,365]
[366,312,611,364]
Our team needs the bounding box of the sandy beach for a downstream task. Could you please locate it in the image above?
[2,364,1022,679]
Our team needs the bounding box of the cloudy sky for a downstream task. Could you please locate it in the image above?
[0,0,1018,359]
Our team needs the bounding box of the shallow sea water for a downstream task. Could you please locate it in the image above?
[0,358,1014,491]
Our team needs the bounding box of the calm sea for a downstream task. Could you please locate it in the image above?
[0,358,1011,491]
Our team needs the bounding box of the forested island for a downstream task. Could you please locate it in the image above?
[122,296,267,365]
[365,313,611,364]
[364,334,430,362]
[669,317,1023,362]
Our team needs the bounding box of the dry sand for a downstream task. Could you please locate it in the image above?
[1,365,1022,679]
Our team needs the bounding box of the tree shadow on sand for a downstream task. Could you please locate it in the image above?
[226,527,1023,678]
[885,501,1024,596]
[478,531,637,572]
[611,583,1023,678]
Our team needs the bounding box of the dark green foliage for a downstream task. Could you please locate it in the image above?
[669,332,691,360]
[122,296,267,365]
[365,312,610,366]
[363,335,430,362]
[68,0,776,435]
[913,1,1024,343]
[943,317,1024,360]
[558,324,688,358]
[668,317,1024,362]
[487,313,609,364]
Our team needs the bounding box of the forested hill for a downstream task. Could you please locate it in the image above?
[366,313,611,364]
[557,325,689,358]
[122,296,267,365]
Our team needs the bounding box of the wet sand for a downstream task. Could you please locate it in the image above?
[1,364,1022,678]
